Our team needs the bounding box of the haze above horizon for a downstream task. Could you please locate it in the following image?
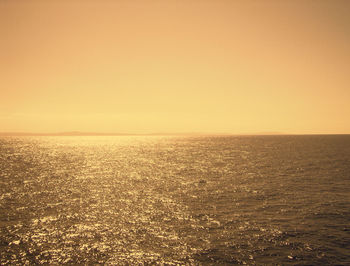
[1,0,349,134]
[0,130,289,136]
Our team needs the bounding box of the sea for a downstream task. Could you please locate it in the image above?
[0,135,349,265]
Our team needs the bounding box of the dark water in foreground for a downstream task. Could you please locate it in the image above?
[0,135,350,265]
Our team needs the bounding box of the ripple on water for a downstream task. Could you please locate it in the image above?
[0,135,350,264]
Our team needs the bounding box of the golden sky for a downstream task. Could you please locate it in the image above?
[1,0,349,134]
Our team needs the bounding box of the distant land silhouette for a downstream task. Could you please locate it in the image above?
[0,131,345,136]
[0,131,206,136]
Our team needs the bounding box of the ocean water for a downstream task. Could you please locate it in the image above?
[0,135,349,265]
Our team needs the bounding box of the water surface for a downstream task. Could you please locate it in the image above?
[1,135,350,264]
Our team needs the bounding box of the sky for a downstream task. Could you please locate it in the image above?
[1,0,349,134]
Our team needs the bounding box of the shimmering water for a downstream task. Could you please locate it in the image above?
[1,135,350,265]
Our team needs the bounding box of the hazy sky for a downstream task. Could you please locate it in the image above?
[1,0,349,134]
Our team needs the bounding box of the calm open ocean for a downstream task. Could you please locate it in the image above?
[0,135,349,264]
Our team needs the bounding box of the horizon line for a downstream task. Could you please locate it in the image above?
[0,131,349,136]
